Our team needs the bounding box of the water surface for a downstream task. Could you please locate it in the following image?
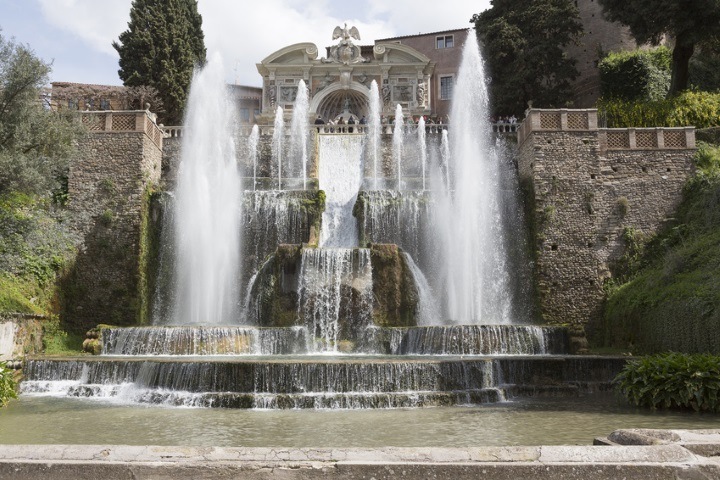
[2,395,717,447]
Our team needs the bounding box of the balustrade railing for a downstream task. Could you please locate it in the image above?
[518,108,696,150]
[81,110,164,148]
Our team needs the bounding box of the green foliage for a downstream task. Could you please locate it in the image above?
[0,194,77,315]
[42,316,85,355]
[113,0,207,124]
[598,91,720,128]
[0,361,17,407]
[0,31,81,197]
[598,0,720,95]
[599,47,671,101]
[600,144,720,353]
[689,39,720,92]
[471,0,583,116]
[615,353,720,412]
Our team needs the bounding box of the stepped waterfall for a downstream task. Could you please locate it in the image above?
[21,38,624,410]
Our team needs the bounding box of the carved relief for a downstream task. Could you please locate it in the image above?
[280,86,297,103]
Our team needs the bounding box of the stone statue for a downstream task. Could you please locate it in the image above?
[326,24,366,65]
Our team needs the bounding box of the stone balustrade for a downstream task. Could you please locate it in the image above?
[162,123,450,138]
[81,110,164,149]
[518,108,695,150]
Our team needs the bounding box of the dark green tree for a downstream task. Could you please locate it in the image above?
[0,30,79,197]
[471,0,583,117]
[113,0,206,124]
[598,0,720,96]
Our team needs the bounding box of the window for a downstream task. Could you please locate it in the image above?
[440,76,454,100]
[240,108,250,122]
[436,35,454,49]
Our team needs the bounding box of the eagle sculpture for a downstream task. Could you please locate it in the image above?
[332,24,360,42]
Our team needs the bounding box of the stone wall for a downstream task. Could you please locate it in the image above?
[0,315,44,362]
[62,111,163,332]
[518,109,696,332]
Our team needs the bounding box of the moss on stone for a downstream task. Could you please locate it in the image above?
[370,244,418,328]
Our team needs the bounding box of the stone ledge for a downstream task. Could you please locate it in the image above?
[1,436,719,480]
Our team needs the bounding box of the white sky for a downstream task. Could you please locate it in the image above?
[0,0,491,87]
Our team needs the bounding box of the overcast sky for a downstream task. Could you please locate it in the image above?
[1,0,491,87]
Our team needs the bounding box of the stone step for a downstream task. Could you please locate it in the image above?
[21,356,626,409]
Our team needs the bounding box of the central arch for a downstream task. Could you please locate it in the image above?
[311,83,371,123]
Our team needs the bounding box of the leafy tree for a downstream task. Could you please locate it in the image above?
[598,0,720,96]
[0,30,79,197]
[599,47,671,101]
[113,0,206,125]
[471,0,583,116]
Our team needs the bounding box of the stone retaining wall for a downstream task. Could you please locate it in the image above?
[62,111,163,331]
[518,109,696,331]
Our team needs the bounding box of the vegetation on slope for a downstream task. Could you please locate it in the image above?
[600,143,720,353]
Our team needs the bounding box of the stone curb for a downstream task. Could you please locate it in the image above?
[1,441,720,480]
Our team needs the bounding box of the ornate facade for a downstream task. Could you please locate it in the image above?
[256,25,436,123]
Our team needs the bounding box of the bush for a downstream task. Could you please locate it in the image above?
[598,91,720,129]
[0,361,17,407]
[599,47,671,101]
[615,353,720,412]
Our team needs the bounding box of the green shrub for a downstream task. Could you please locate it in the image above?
[0,361,17,407]
[615,353,720,412]
[599,47,671,101]
[598,91,720,129]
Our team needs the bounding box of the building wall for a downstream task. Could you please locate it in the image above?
[518,109,695,332]
[378,29,468,121]
[565,0,641,107]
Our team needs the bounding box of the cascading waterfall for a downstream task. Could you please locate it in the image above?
[289,80,309,189]
[318,135,364,248]
[402,253,439,325]
[170,54,241,325]
[434,35,515,324]
[368,80,382,189]
[248,124,259,190]
[272,106,284,190]
[393,104,404,190]
[297,248,373,353]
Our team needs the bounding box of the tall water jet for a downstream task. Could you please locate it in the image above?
[438,35,514,324]
[417,116,427,190]
[393,104,404,190]
[289,80,309,189]
[272,106,284,190]
[248,124,259,191]
[368,80,382,189]
[171,54,241,325]
[440,129,451,192]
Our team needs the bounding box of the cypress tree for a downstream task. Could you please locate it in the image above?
[113,0,206,124]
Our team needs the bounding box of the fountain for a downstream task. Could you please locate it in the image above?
[170,54,241,326]
[19,36,626,410]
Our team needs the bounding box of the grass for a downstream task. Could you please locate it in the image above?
[599,143,720,354]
